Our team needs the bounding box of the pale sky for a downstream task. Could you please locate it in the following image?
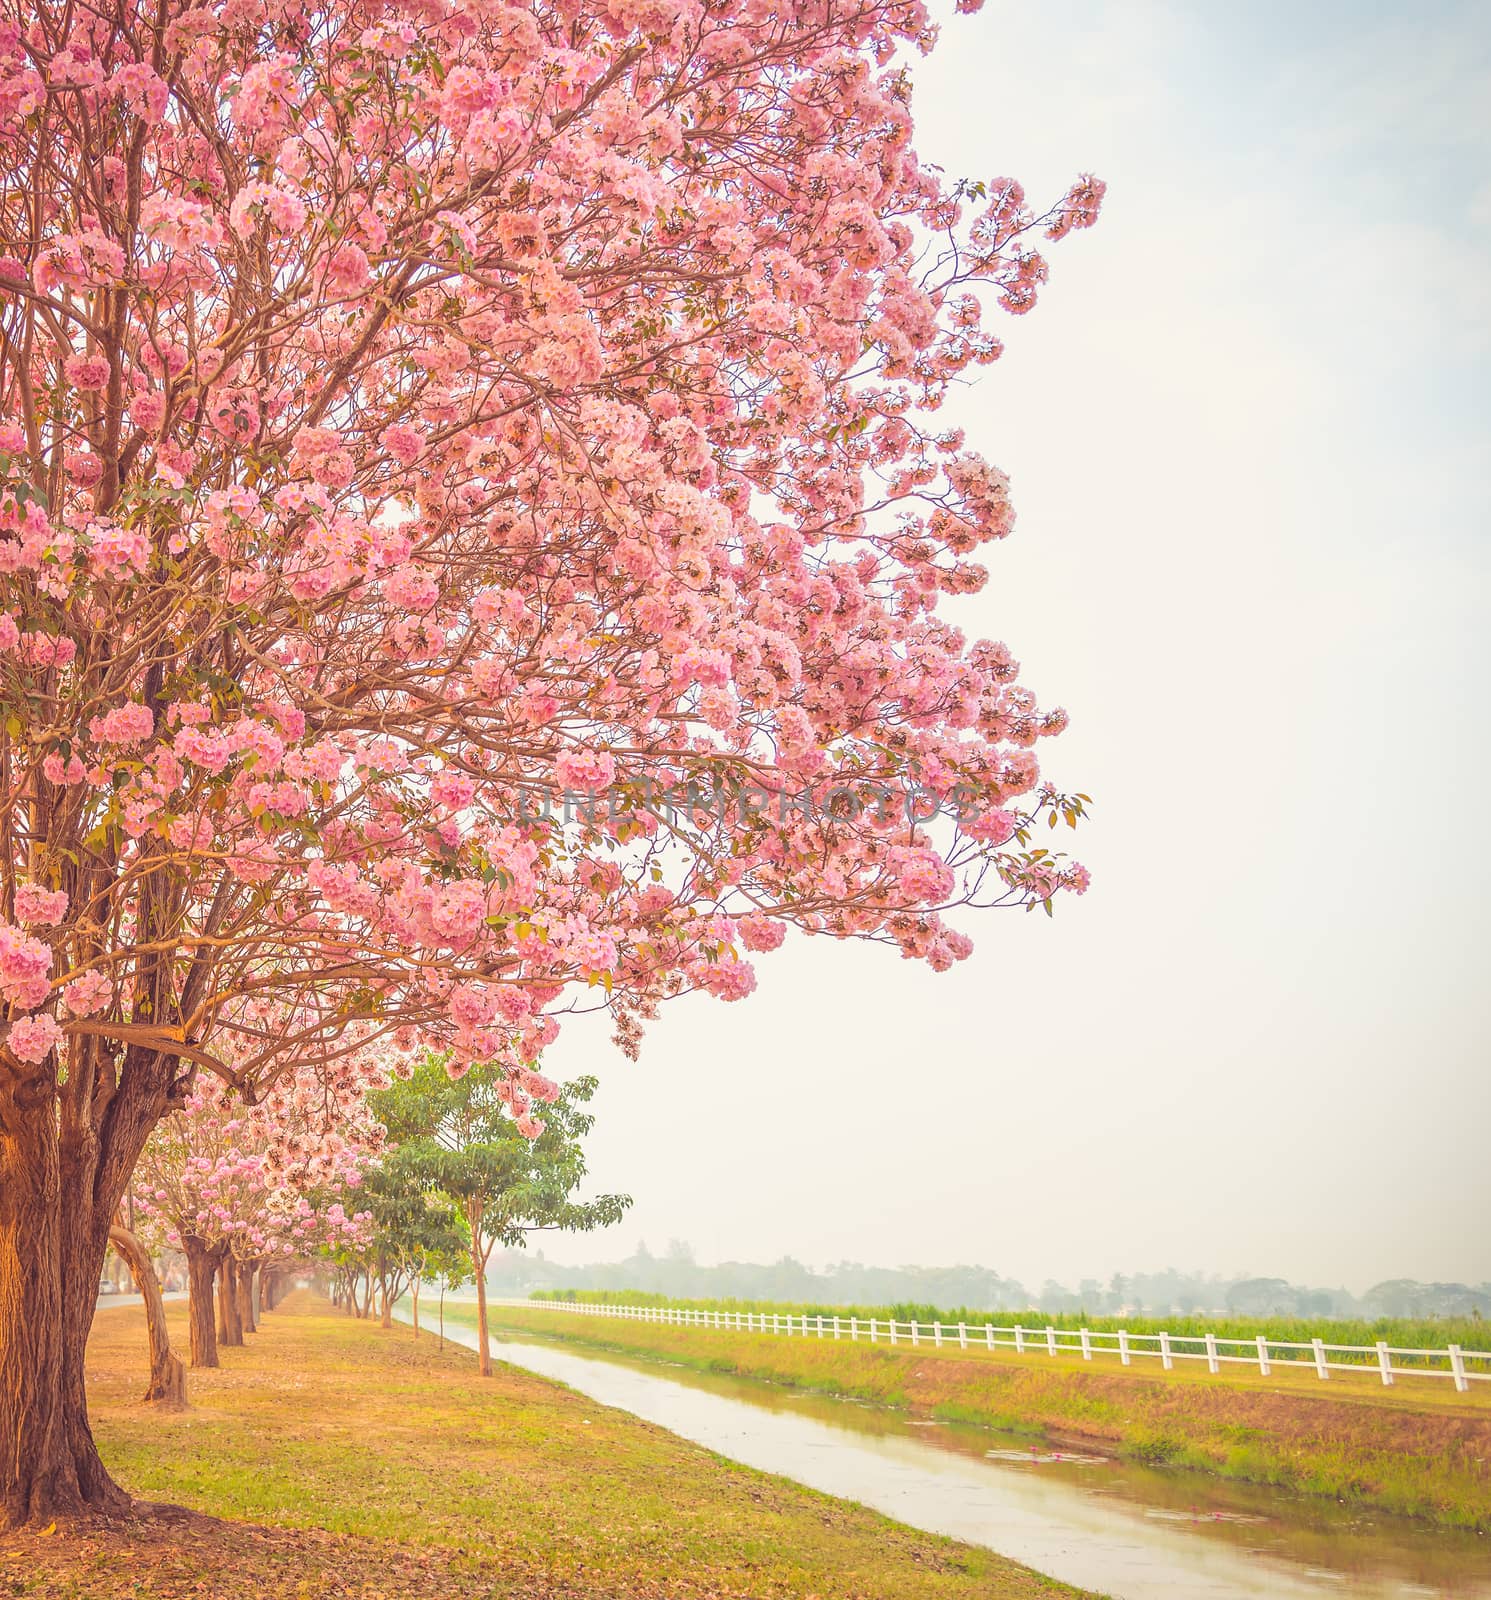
[538,0,1491,1295]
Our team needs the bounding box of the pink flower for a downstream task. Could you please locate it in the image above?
[431,770,476,811]
[88,703,155,747]
[736,914,785,953]
[7,1012,62,1064]
[429,881,486,941]
[568,930,617,975]
[63,968,111,1017]
[383,565,439,612]
[14,883,68,925]
[553,748,615,795]
[379,424,424,466]
[64,353,111,392]
[963,807,1017,845]
[326,242,371,294]
[0,920,54,1009]
[130,391,166,431]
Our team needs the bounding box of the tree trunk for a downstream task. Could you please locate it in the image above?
[106,1227,185,1408]
[470,1221,492,1377]
[219,1260,243,1347]
[410,1277,420,1339]
[0,1039,176,1529]
[183,1240,219,1369]
[379,1274,392,1329]
[214,1259,230,1345]
[235,1261,256,1336]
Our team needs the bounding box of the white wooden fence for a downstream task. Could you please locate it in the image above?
[501,1297,1490,1393]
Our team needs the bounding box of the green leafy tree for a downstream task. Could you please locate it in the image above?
[371,1057,628,1374]
[359,1154,469,1333]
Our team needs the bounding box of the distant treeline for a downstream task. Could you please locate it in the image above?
[482,1242,1490,1323]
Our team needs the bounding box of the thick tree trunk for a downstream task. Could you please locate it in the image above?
[183,1240,219,1369]
[0,1040,176,1529]
[106,1227,185,1408]
[235,1261,256,1335]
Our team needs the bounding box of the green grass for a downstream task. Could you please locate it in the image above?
[13,1293,1099,1600]
[468,1302,1491,1530]
[532,1289,1491,1374]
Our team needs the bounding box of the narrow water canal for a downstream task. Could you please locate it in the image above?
[398,1308,1489,1600]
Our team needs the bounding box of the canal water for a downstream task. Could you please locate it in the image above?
[396,1307,1489,1600]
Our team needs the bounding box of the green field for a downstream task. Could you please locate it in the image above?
[474,1302,1491,1529]
[0,1294,1095,1600]
[531,1289,1491,1376]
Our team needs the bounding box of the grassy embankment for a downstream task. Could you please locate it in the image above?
[466,1302,1491,1530]
[0,1293,1097,1600]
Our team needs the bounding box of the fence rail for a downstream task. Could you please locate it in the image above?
[498,1297,1491,1392]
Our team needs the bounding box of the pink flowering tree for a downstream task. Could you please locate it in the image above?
[0,0,1101,1525]
[134,1060,383,1368]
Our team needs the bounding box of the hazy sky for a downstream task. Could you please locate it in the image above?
[536,0,1491,1295]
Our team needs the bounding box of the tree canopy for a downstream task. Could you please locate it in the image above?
[0,0,1101,1525]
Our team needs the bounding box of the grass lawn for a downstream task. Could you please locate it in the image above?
[0,1293,1098,1600]
[466,1303,1491,1530]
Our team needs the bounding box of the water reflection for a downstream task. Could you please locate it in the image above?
[397,1307,1488,1600]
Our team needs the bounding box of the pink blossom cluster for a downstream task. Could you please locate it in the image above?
[0,0,1098,1135]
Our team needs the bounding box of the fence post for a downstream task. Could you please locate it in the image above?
[1377,1341,1394,1387]
[1205,1332,1219,1375]
[1256,1335,1271,1376]
[1014,1324,1025,1355]
[889,1319,898,1347]
[1047,1327,1058,1358]
[1080,1328,1092,1361]
[1159,1331,1173,1371]
[985,1323,995,1351]
[851,1316,858,1342]
[933,1321,942,1348]
[1312,1338,1329,1380]
[1449,1345,1469,1392]
[868,1317,876,1343]
[911,1320,920,1347]
[1118,1330,1131,1367]
[959,1322,968,1350]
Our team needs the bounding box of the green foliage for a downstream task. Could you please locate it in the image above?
[371,1054,630,1265]
[359,1151,470,1297]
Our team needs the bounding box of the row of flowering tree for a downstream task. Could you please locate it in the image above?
[133,1057,384,1370]
[0,0,1102,1528]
